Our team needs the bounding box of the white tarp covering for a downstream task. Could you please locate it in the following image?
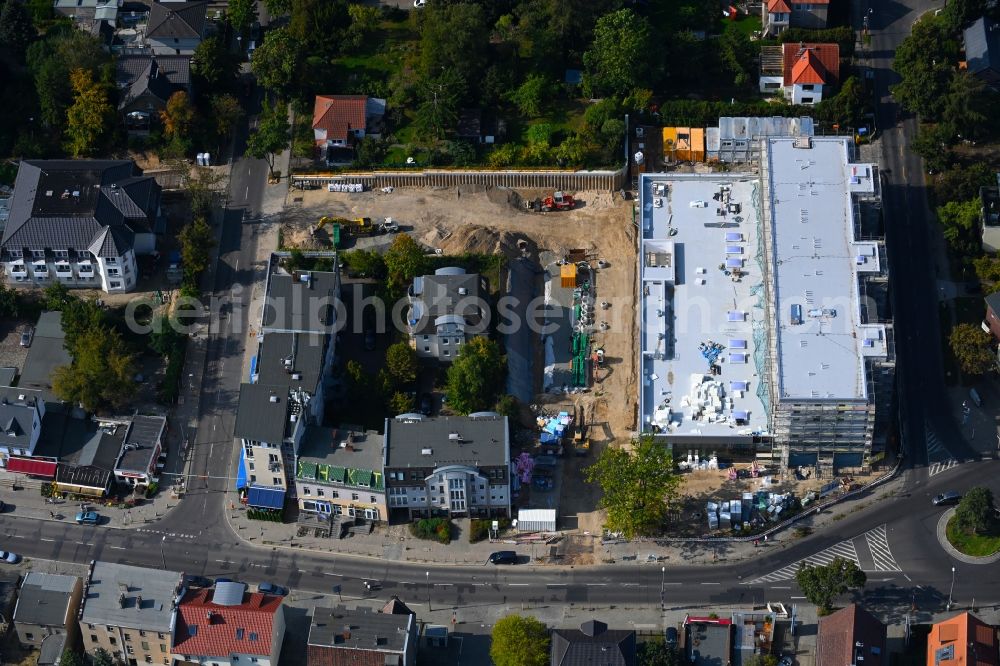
[517,508,556,532]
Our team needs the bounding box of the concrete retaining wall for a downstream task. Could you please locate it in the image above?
[291,167,627,192]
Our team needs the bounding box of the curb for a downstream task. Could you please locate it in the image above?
[935,508,1000,565]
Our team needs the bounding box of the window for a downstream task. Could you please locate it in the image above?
[273,477,281,485]
[158,633,165,640]
[25,633,34,640]
[370,495,376,503]
[801,97,814,104]
[106,257,117,264]
[91,635,98,643]
[140,631,146,637]
[443,350,450,357]
[316,488,324,497]
[801,84,814,91]
[160,644,167,652]
[141,641,150,651]
[303,487,311,495]
[351,492,359,500]
[248,462,255,471]
[424,347,430,352]
[442,338,449,345]
[127,645,134,654]
[331,490,339,498]
[422,335,429,341]
[125,633,132,641]
[250,474,257,482]
[110,637,117,645]
[110,281,122,289]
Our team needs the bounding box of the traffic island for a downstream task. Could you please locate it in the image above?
[936,508,1000,564]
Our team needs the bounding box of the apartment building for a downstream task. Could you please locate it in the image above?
[14,573,82,651]
[383,414,510,520]
[306,605,417,666]
[406,268,487,362]
[295,426,387,523]
[79,561,184,666]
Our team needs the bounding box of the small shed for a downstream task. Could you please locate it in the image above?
[517,508,556,532]
[560,263,577,288]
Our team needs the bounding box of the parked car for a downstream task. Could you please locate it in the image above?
[933,491,962,506]
[0,500,6,513]
[0,550,21,564]
[75,511,100,524]
[665,627,678,647]
[487,551,518,565]
[20,327,34,347]
[186,576,212,588]
[533,455,558,468]
[257,582,288,596]
[419,393,433,416]
[779,656,794,666]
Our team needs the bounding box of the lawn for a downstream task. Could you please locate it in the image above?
[946,515,1000,557]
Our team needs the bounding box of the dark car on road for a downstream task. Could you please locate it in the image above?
[487,551,518,565]
[257,582,288,596]
[665,627,678,647]
[933,491,962,506]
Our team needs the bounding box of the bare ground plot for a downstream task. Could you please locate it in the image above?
[281,186,637,543]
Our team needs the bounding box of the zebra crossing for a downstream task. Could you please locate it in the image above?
[924,419,951,461]
[864,524,901,572]
[746,524,901,584]
[928,459,959,477]
[747,539,859,584]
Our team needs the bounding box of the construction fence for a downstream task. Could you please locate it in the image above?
[290,167,627,192]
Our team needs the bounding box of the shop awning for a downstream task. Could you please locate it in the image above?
[5,457,57,478]
[236,448,247,490]
[247,485,285,509]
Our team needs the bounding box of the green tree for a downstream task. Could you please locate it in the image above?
[418,2,489,97]
[0,0,36,61]
[510,74,546,118]
[816,76,866,127]
[340,249,386,279]
[178,216,215,288]
[415,68,464,140]
[955,486,996,533]
[445,337,506,414]
[949,323,995,376]
[490,615,550,666]
[289,0,348,58]
[936,162,996,204]
[192,36,240,94]
[263,0,291,15]
[210,93,244,140]
[386,342,419,386]
[60,297,105,352]
[58,650,85,666]
[246,100,290,179]
[227,0,257,36]
[583,8,651,97]
[91,649,116,666]
[344,4,380,52]
[639,638,681,666]
[719,23,755,87]
[0,283,19,318]
[585,435,681,538]
[27,29,107,128]
[942,0,989,32]
[149,314,185,356]
[795,556,867,613]
[65,68,112,157]
[53,327,136,412]
[974,254,1000,287]
[555,134,588,167]
[940,71,998,142]
[251,27,302,96]
[494,394,519,421]
[389,391,414,416]
[937,198,982,255]
[383,233,427,290]
[43,281,73,311]
[891,15,960,120]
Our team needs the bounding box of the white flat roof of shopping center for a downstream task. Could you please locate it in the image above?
[639,174,768,437]
[764,136,886,401]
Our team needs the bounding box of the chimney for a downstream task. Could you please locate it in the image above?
[136,595,143,610]
[342,625,352,641]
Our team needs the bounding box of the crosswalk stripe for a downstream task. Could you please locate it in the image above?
[863,524,901,572]
[928,459,959,477]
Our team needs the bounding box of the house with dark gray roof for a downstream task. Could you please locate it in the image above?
[295,426,386,524]
[50,415,129,497]
[13,573,83,651]
[116,55,192,133]
[965,17,1000,89]
[19,311,71,393]
[235,262,342,512]
[407,267,487,362]
[144,0,209,55]
[0,160,162,293]
[0,393,43,462]
[383,414,510,519]
[113,413,167,487]
[551,619,636,666]
[307,605,417,666]
[79,561,184,665]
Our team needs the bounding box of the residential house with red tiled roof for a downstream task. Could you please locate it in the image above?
[816,604,887,666]
[927,613,1000,666]
[762,0,829,36]
[759,43,840,105]
[312,95,386,165]
[172,583,286,666]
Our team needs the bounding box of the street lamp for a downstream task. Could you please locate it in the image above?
[160,536,167,570]
[660,566,666,611]
[947,566,956,611]
[426,571,431,612]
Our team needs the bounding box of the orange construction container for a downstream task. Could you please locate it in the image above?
[560,263,577,288]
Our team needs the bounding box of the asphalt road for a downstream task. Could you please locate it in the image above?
[1,0,994,616]
[867,0,976,468]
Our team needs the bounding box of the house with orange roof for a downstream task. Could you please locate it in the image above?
[927,613,1000,666]
[312,95,386,164]
[762,0,829,36]
[759,43,840,105]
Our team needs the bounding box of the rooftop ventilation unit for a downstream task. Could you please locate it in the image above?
[421,448,433,455]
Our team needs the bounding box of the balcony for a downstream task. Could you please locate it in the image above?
[77,261,94,274]
[32,263,48,275]
[54,262,72,277]
[9,262,26,274]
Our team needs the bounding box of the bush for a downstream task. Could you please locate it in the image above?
[145,482,159,498]
[470,517,510,543]
[247,508,284,522]
[410,517,453,544]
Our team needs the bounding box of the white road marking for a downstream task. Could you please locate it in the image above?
[928,459,959,477]
[701,582,721,585]
[324,573,342,577]
[864,524,902,572]
[747,538,860,584]
[586,583,607,587]
[110,546,125,550]
[508,583,529,587]
[40,538,55,542]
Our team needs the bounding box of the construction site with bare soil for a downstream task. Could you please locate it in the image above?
[279,184,638,558]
